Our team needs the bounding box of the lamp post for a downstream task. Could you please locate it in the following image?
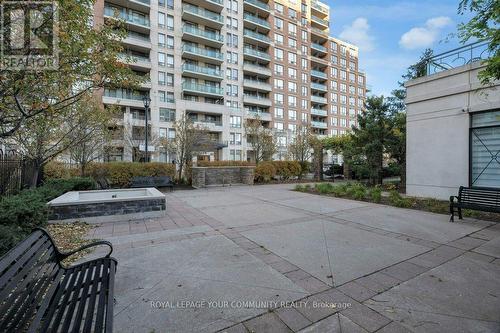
[142,96,151,162]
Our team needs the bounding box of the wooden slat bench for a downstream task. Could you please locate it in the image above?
[449,186,500,222]
[130,176,174,191]
[0,228,117,333]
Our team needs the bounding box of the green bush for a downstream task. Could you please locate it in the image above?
[254,162,276,183]
[87,162,176,187]
[197,160,255,167]
[294,184,305,191]
[0,177,96,256]
[314,183,335,194]
[368,187,382,203]
[389,190,412,208]
[44,161,80,179]
[273,161,302,180]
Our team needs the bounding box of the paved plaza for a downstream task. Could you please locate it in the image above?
[85,184,500,333]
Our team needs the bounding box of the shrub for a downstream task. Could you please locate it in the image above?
[197,160,255,167]
[315,183,335,194]
[368,187,382,203]
[44,161,80,179]
[294,184,305,191]
[87,162,176,187]
[0,177,96,256]
[254,162,276,183]
[389,190,412,208]
[273,161,302,180]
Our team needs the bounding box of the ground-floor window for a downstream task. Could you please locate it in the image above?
[470,110,500,187]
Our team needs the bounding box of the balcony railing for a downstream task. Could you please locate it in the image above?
[243,79,272,90]
[244,47,271,60]
[311,27,328,36]
[183,4,224,24]
[311,82,327,91]
[244,0,270,11]
[243,13,270,28]
[182,82,223,95]
[311,15,329,27]
[195,119,223,127]
[182,25,224,43]
[425,42,492,76]
[243,62,271,75]
[311,108,327,116]
[182,44,223,61]
[104,89,147,101]
[311,1,329,14]
[311,95,327,104]
[311,69,327,79]
[311,121,327,128]
[104,7,150,27]
[182,63,222,78]
[119,53,150,63]
[244,29,271,43]
[311,43,327,52]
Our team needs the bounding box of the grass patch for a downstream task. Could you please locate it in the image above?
[294,182,500,222]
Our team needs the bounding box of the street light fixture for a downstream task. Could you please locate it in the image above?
[142,96,151,163]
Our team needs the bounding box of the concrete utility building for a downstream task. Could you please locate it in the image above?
[405,43,500,200]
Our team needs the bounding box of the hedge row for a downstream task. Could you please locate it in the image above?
[45,162,176,188]
[255,161,302,183]
[0,178,96,256]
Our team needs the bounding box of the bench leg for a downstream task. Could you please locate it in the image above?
[458,208,463,220]
[449,204,455,222]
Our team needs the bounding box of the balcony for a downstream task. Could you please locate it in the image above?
[183,0,224,12]
[106,0,150,12]
[243,94,272,107]
[243,0,270,15]
[243,13,270,31]
[182,25,224,48]
[182,63,223,81]
[311,1,329,17]
[311,43,327,56]
[122,32,151,51]
[311,82,327,92]
[118,53,151,70]
[182,82,224,98]
[104,6,150,32]
[194,119,223,131]
[182,4,224,29]
[311,69,327,80]
[103,89,148,108]
[246,110,272,122]
[244,29,271,47]
[243,63,271,77]
[243,47,271,63]
[311,15,329,28]
[311,121,328,129]
[182,44,223,64]
[311,95,327,104]
[311,108,328,116]
[311,27,329,40]
[243,79,272,92]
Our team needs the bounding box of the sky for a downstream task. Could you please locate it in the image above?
[326,0,473,96]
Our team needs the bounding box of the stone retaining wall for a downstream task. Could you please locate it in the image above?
[192,166,255,188]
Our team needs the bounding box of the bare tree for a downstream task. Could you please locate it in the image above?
[288,124,314,163]
[244,118,277,164]
[169,112,209,181]
[122,119,168,163]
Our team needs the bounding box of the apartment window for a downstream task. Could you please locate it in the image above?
[166,35,174,49]
[158,12,165,27]
[227,0,238,13]
[274,93,284,105]
[289,123,296,132]
[341,106,347,115]
[289,110,297,121]
[341,45,347,55]
[158,52,165,66]
[167,15,174,30]
[358,87,364,96]
[227,51,238,64]
[301,73,308,83]
[301,45,307,54]
[301,58,307,70]
[350,61,356,70]
[159,0,165,7]
[331,81,338,91]
[158,33,165,47]
[331,67,338,78]
[331,105,338,114]
[167,0,173,9]
[341,70,347,80]
[230,132,242,145]
[331,117,338,126]
[288,52,296,65]
[341,118,347,127]
[341,95,347,105]
[331,41,338,52]
[275,48,284,61]
[341,58,347,68]
[288,23,296,35]
[166,54,174,68]
[226,84,238,96]
[275,17,283,30]
[288,67,296,79]
[289,8,297,19]
[301,112,308,122]
[274,33,284,45]
[288,95,297,107]
[331,93,338,103]
[167,73,174,86]
[301,86,307,96]
[274,78,284,89]
[288,81,297,93]
[331,55,338,64]
[275,107,284,119]
[275,3,284,14]
[349,73,356,83]
[471,110,500,187]
[349,97,356,106]
[340,83,347,93]
[230,149,242,161]
[230,116,241,128]
[159,128,167,138]
[349,85,356,94]
[274,64,284,75]
[274,122,284,131]
[158,71,166,85]
[301,30,307,41]
[160,108,175,122]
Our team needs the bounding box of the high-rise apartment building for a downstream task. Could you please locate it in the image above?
[94,0,366,162]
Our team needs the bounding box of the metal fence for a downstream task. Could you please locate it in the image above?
[426,41,492,76]
[0,155,37,196]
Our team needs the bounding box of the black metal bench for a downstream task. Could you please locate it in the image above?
[449,186,500,222]
[0,228,117,332]
[130,176,174,191]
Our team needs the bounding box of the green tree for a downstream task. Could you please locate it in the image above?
[0,0,142,138]
[352,96,392,185]
[458,0,500,84]
[244,118,277,164]
[385,112,407,191]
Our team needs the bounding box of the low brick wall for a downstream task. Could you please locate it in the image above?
[192,166,255,188]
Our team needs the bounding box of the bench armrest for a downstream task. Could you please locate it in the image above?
[59,240,113,260]
[449,196,459,203]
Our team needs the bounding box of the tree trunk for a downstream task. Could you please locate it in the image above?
[343,161,350,180]
[400,161,406,193]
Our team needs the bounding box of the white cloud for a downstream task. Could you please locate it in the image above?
[399,16,453,49]
[339,18,375,52]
